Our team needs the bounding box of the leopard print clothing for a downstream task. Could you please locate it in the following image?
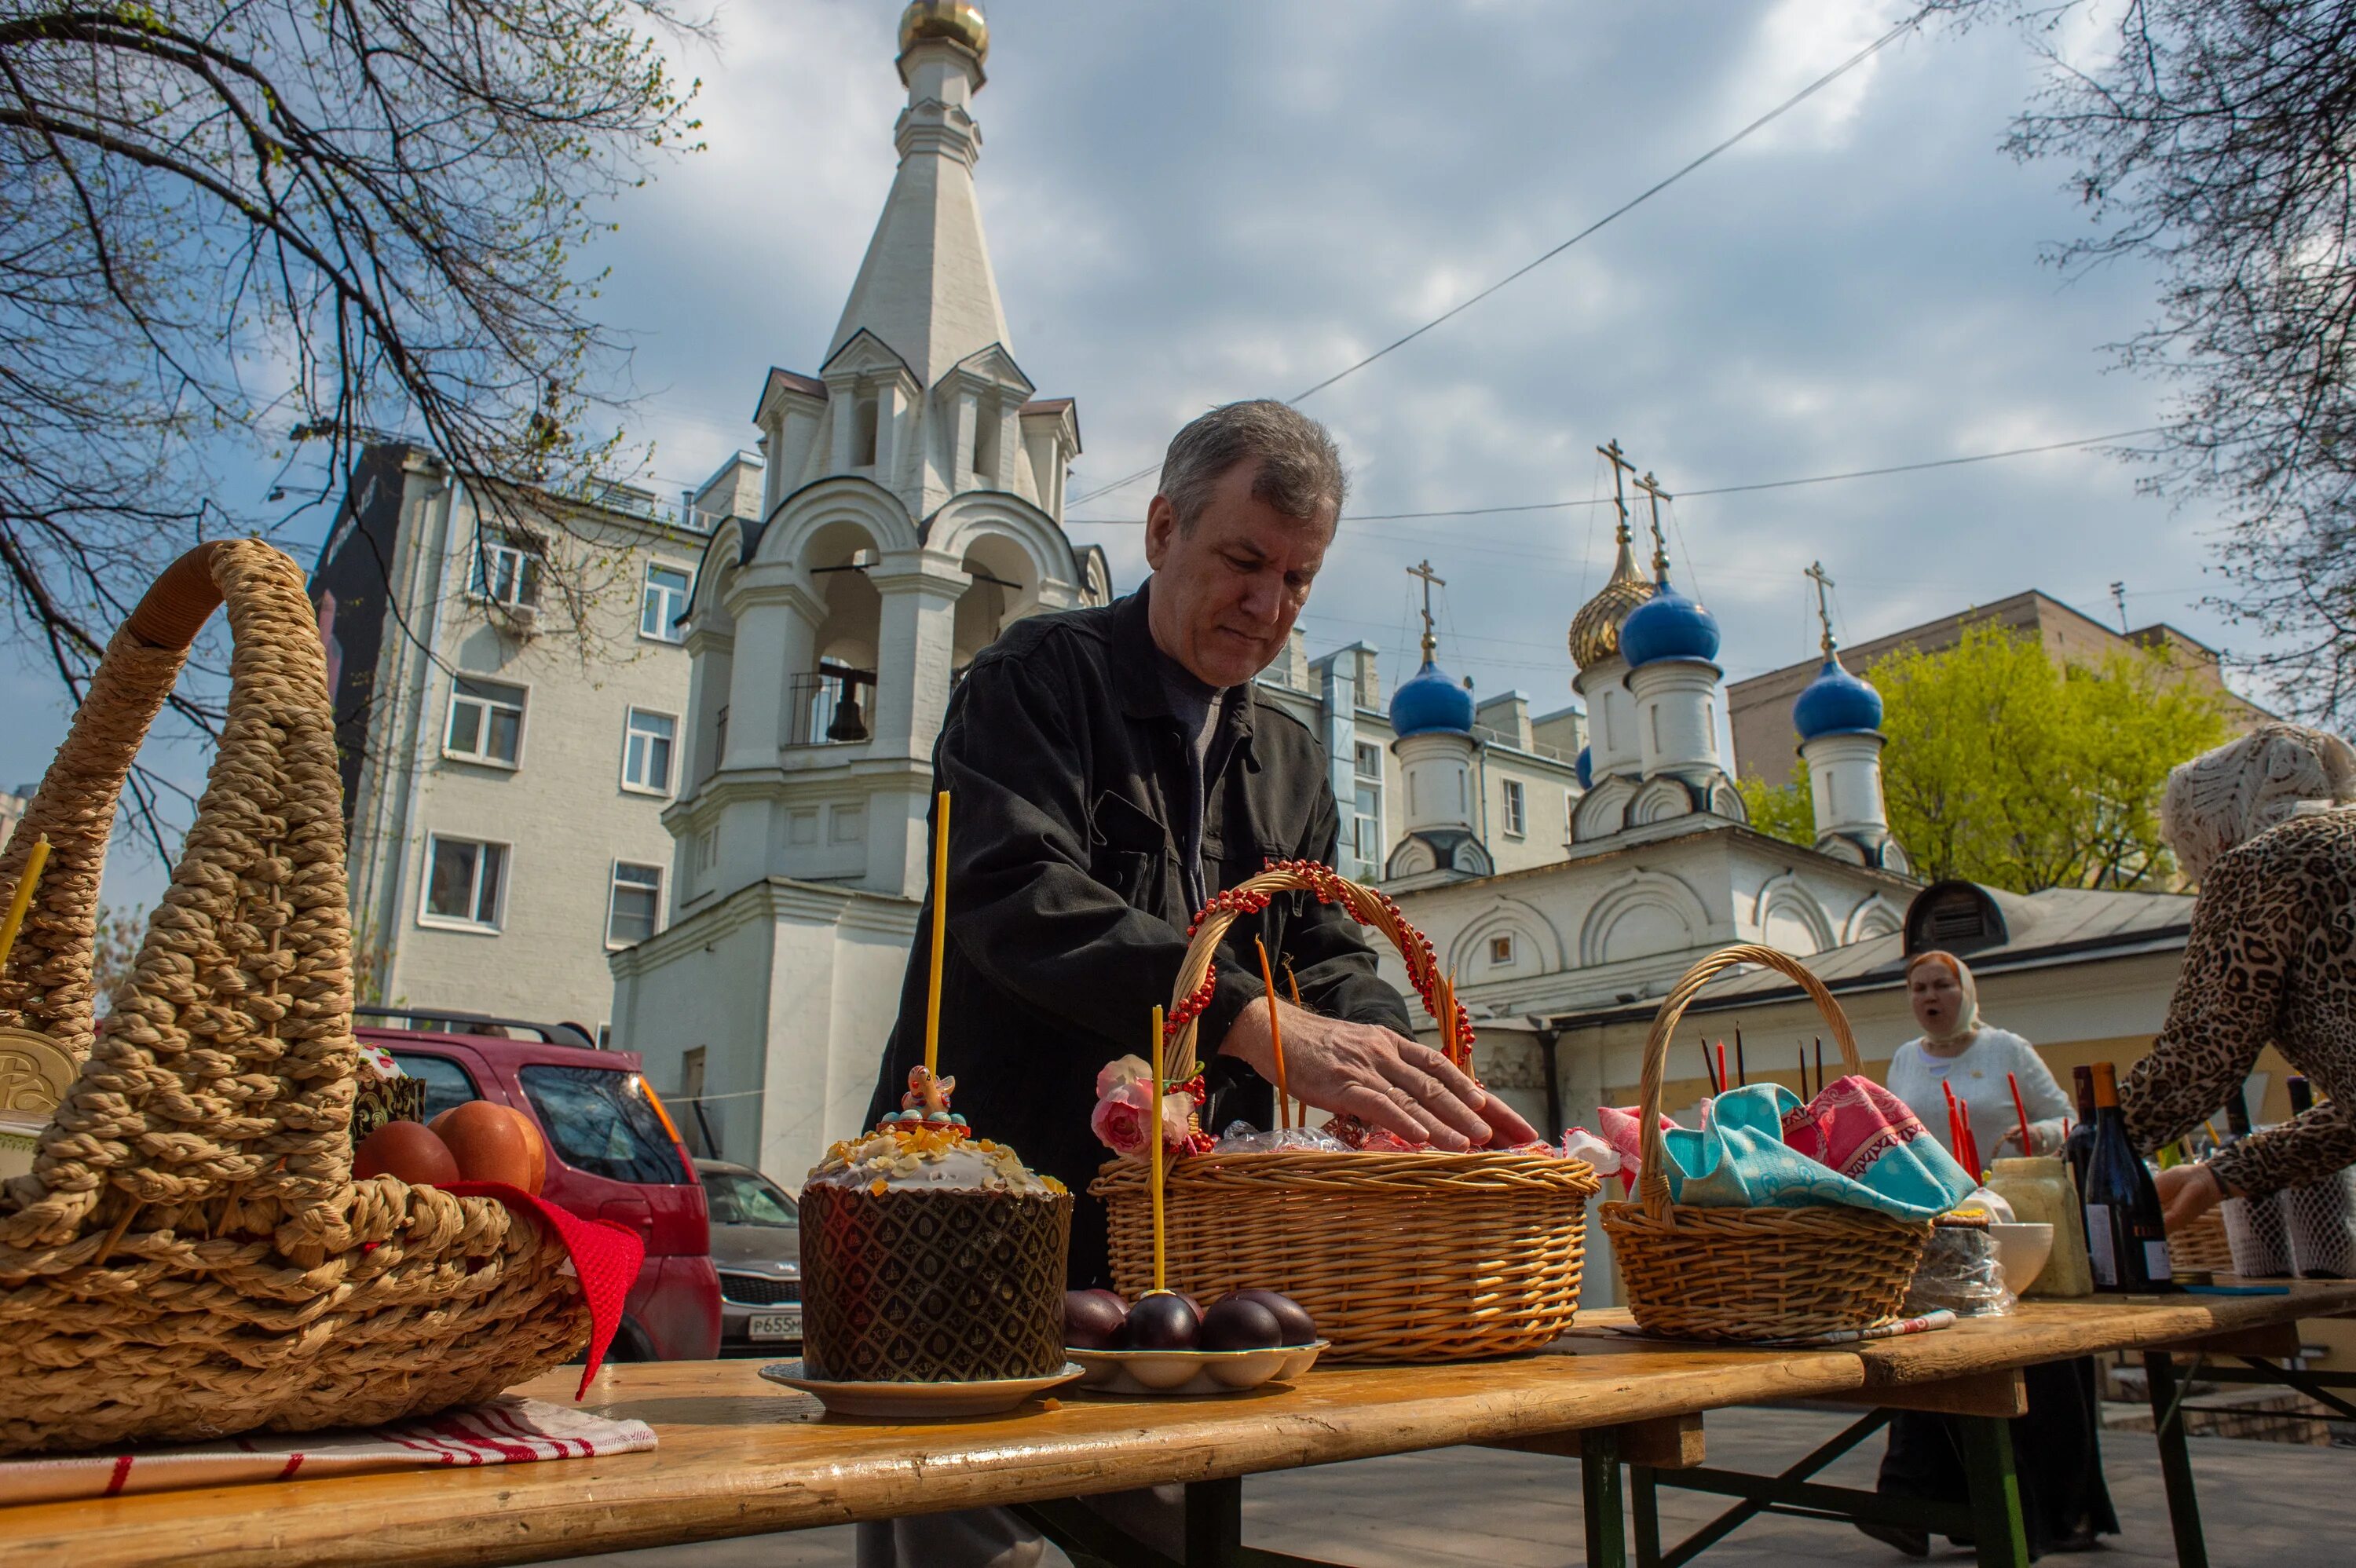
[2124,807,2356,1197]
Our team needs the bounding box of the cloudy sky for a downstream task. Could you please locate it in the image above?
[605,0,2213,689]
[5,0,2243,906]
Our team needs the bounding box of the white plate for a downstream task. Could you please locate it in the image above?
[1067,1341,1327,1397]
[748,1311,802,1340]
[758,1359,1085,1420]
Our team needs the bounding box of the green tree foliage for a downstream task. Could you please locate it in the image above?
[1740,626,2233,893]
[1736,762,1816,847]
[0,1,704,853]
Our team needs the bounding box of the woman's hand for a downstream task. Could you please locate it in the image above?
[2157,1162,2233,1233]
[1219,996,1538,1151]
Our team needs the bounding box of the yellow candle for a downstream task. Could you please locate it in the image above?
[1151,1003,1166,1294]
[0,834,53,979]
[1255,938,1289,1131]
[923,791,950,1080]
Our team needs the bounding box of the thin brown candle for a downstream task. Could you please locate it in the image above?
[1255,938,1290,1131]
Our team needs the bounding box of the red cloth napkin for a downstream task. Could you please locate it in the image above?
[443,1182,645,1398]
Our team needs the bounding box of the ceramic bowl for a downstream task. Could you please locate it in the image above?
[1068,1341,1326,1397]
[1988,1221,2054,1294]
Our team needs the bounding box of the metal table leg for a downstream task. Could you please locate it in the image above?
[1631,1464,1663,1568]
[1582,1424,1628,1568]
[2143,1351,2210,1568]
[1955,1414,2030,1568]
[1184,1477,1243,1568]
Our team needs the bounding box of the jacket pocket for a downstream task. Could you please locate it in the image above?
[1089,790,1172,911]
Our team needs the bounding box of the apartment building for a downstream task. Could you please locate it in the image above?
[311,441,761,1032]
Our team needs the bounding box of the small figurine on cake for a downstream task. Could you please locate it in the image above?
[795,792,1076,1398]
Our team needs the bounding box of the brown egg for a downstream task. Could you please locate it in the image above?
[431,1101,539,1190]
[354,1120,459,1187]
[505,1106,548,1195]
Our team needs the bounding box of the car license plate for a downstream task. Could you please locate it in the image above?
[748,1310,801,1340]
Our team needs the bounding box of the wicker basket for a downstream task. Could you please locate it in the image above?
[1601,945,1933,1343]
[1092,862,1599,1363]
[0,541,587,1457]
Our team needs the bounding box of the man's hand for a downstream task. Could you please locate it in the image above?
[2157,1161,2233,1234]
[1217,995,1539,1152]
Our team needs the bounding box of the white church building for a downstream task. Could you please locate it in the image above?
[609,3,2212,1228]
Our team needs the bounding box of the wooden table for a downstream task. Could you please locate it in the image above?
[5,1282,2349,1568]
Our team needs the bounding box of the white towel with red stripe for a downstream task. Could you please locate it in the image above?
[0,1396,654,1508]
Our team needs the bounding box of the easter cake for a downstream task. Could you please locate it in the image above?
[799,1068,1071,1383]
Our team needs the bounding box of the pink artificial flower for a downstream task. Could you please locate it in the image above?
[1096,1054,1153,1100]
[1089,1072,1196,1160]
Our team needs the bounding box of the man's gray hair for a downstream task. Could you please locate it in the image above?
[1158,400,1347,531]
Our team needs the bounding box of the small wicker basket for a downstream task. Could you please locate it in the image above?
[1092,863,1598,1363]
[1601,944,1933,1343]
[0,541,587,1456]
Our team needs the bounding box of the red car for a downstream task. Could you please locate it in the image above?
[356,1008,722,1362]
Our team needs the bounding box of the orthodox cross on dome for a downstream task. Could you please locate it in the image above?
[1596,438,1637,546]
[1805,560,1838,656]
[1633,470,1674,583]
[1407,557,1446,662]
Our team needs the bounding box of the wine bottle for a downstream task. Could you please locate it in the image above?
[2083,1062,2174,1292]
[2065,1065,2098,1197]
[2224,1081,2253,1139]
[2289,1076,2315,1116]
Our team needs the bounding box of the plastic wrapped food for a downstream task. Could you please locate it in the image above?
[1903,1219,2015,1318]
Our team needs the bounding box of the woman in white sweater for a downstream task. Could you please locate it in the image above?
[1886,950,2072,1167]
[1866,948,2113,1559]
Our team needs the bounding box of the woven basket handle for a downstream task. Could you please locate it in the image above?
[1165,861,1465,1084]
[1633,943,1859,1223]
[0,540,358,1248]
[0,543,232,1057]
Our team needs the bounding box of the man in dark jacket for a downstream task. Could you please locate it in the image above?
[865,400,1531,1288]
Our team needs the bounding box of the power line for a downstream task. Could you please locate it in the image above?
[1067,9,1931,510]
[1066,426,2162,527]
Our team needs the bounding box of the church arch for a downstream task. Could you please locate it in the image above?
[1844,894,1904,945]
[756,475,920,569]
[927,492,1080,667]
[1447,899,1566,981]
[1629,777,1697,827]
[1580,871,1711,967]
[1573,777,1636,842]
[1753,872,1834,957]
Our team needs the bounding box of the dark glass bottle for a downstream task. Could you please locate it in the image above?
[2224,1080,2254,1139]
[2065,1064,2098,1198]
[2289,1076,2315,1116]
[2083,1062,2174,1292]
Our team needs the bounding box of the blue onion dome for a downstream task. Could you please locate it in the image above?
[1619,577,1721,667]
[1794,650,1884,739]
[1575,744,1593,790]
[1389,656,1475,737]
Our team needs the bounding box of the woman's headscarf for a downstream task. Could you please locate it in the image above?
[1907,949,1980,1049]
[2161,723,2356,884]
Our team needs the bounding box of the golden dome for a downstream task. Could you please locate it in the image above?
[1568,524,1655,671]
[899,1,989,63]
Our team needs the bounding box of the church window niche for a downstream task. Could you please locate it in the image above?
[799,522,883,747]
[953,534,1037,673]
[973,396,1001,484]
[852,394,880,468]
[1489,934,1516,967]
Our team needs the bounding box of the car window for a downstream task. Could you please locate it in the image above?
[704,1170,799,1227]
[389,1051,480,1124]
[517,1064,681,1184]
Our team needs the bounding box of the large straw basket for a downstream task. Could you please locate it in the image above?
[0,542,587,1457]
[1601,945,1933,1343]
[1092,862,1599,1363]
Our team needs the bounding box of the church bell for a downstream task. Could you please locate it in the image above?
[825,685,870,744]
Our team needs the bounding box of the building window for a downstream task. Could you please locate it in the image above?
[1351,742,1384,875]
[444,678,525,767]
[641,563,692,642]
[468,533,538,607]
[623,708,677,795]
[1503,779,1527,837]
[854,395,880,467]
[608,861,664,947]
[1490,934,1516,967]
[423,835,507,930]
[693,827,717,874]
[974,400,1001,482]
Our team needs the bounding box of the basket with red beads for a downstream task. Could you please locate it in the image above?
[1090,862,1598,1364]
